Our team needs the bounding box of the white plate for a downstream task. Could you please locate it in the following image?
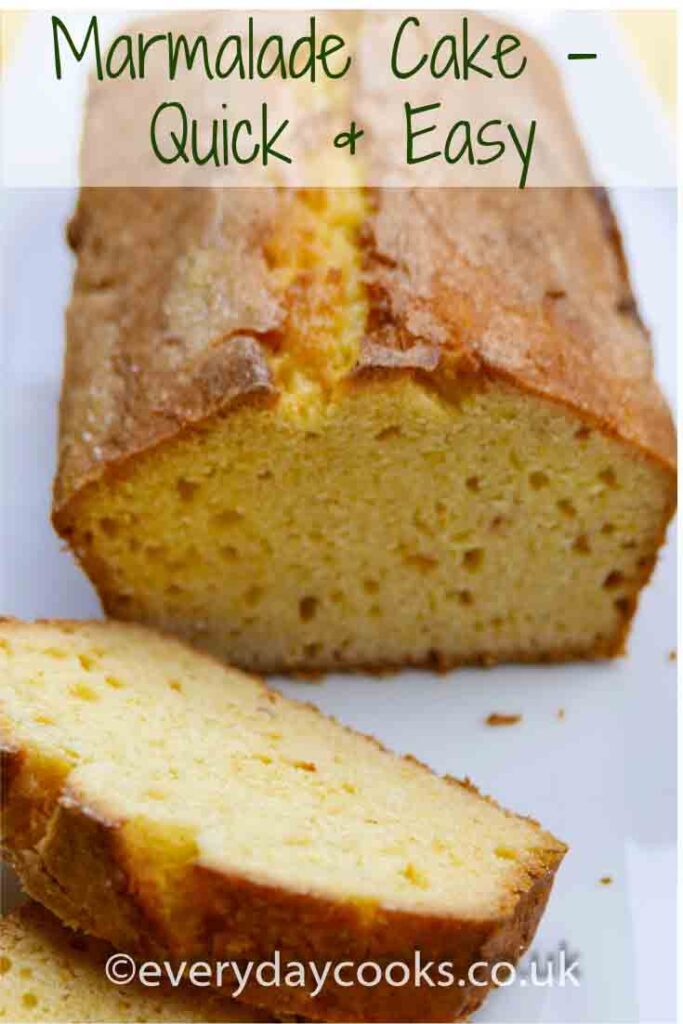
[0,12,676,1024]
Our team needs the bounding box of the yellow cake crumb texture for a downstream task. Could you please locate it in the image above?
[64,377,673,672]
[264,186,368,414]
[0,903,266,1022]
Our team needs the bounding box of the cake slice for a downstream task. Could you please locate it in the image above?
[0,902,270,1022]
[1,619,566,1023]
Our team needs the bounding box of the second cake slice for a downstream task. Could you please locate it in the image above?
[0,901,271,1022]
[1,619,566,1022]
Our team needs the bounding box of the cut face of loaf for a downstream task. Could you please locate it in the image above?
[0,903,269,1022]
[1,620,566,1023]
[54,186,675,673]
[59,375,673,673]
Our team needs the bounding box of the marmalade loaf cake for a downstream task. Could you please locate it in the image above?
[52,15,675,674]
[0,902,270,1022]
[0,619,567,1023]
[53,18,679,671]
[54,184,676,672]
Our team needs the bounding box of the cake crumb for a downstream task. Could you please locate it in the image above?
[485,713,521,727]
[401,863,429,889]
[668,649,676,662]
[599,875,613,886]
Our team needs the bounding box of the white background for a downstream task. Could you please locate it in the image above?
[0,10,677,1024]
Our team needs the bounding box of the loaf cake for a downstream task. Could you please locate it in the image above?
[1,619,566,1022]
[52,13,675,673]
[0,902,269,1022]
[55,183,676,672]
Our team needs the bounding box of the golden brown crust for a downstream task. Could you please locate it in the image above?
[1,619,567,1023]
[3,761,563,1024]
[0,740,25,807]
[56,184,676,511]
[360,187,675,472]
[53,15,675,534]
[54,185,676,548]
[54,188,280,515]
